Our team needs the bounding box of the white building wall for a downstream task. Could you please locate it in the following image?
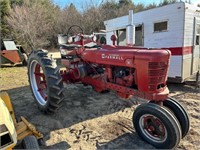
[104,2,187,78]
[183,3,199,47]
[105,15,128,31]
[138,3,185,48]
[168,56,182,77]
[105,2,185,48]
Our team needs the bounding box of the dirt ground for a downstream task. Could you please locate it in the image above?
[0,65,200,150]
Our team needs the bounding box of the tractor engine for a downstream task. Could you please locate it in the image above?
[112,67,134,87]
[67,65,134,87]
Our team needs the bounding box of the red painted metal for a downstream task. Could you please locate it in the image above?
[34,64,47,101]
[110,35,117,45]
[101,45,193,56]
[106,66,113,82]
[59,34,171,101]
[0,50,21,63]
[80,76,169,100]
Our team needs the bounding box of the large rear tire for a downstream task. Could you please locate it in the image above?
[133,103,182,149]
[163,98,190,138]
[28,50,64,114]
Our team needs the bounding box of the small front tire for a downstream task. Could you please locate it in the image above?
[163,98,190,138]
[22,136,40,149]
[133,103,182,149]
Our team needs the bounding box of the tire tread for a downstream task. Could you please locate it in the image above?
[28,49,64,114]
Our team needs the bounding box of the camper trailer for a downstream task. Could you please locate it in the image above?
[104,2,200,82]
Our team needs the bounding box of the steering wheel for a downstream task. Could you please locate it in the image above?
[66,25,84,43]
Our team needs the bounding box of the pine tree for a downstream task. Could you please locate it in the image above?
[0,0,11,36]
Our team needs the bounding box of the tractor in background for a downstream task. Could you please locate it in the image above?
[1,39,28,66]
[27,25,190,149]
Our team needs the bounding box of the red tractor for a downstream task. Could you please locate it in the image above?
[27,25,189,149]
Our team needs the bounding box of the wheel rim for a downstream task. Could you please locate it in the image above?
[139,114,167,143]
[29,60,47,106]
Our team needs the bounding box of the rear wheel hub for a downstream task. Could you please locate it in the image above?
[29,60,47,105]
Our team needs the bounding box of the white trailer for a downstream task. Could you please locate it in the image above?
[104,2,200,82]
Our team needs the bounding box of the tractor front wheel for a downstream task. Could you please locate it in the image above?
[133,103,182,149]
[163,98,190,138]
[28,50,64,114]
[22,136,40,149]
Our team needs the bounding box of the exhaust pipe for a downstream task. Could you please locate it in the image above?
[126,10,135,46]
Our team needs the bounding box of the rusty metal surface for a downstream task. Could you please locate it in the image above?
[1,50,21,64]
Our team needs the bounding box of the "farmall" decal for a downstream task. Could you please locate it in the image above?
[102,54,123,60]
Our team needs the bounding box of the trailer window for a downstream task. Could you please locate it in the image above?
[154,21,168,32]
[116,28,126,46]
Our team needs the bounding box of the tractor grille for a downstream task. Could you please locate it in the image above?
[148,62,168,91]
[148,69,166,76]
[148,62,167,69]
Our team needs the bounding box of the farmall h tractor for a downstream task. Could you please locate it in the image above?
[27,25,189,149]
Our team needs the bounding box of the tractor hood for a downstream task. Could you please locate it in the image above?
[81,47,171,68]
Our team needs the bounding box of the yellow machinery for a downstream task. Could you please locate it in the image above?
[0,92,43,149]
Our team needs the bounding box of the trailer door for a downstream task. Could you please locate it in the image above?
[192,17,200,74]
[135,24,144,46]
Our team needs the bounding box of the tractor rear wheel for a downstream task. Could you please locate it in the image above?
[163,98,190,138]
[133,103,181,149]
[28,50,64,114]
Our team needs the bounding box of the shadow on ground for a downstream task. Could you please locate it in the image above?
[5,84,144,149]
[97,133,154,149]
[4,79,198,149]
